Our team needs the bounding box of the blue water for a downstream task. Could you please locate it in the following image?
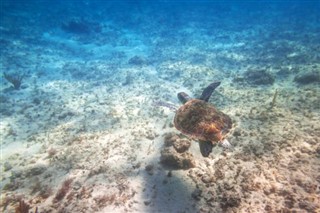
[1,1,319,212]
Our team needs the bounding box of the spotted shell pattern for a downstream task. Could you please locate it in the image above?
[174,99,232,143]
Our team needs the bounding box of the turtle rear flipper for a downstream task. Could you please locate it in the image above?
[199,141,213,157]
[199,82,221,102]
[178,92,192,104]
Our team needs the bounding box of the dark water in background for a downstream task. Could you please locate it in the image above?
[1,0,319,88]
[1,0,319,85]
[1,1,319,53]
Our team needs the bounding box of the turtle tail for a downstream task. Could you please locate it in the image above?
[199,82,221,102]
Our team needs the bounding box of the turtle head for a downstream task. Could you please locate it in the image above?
[177,92,191,104]
[220,138,232,149]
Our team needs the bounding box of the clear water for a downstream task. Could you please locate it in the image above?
[1,1,319,212]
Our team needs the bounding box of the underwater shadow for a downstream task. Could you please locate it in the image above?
[140,156,199,213]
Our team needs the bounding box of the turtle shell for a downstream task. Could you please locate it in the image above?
[174,99,232,142]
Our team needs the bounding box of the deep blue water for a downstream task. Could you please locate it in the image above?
[1,0,319,71]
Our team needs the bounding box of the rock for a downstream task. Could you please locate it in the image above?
[145,164,154,175]
[220,192,241,209]
[25,165,47,177]
[299,200,318,212]
[128,56,147,66]
[4,162,12,171]
[232,128,242,137]
[173,139,191,153]
[163,132,180,147]
[294,70,320,84]
[163,132,191,153]
[144,200,151,206]
[191,189,202,200]
[201,174,214,184]
[160,147,195,169]
[242,69,275,85]
[61,19,101,34]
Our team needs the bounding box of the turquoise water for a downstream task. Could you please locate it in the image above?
[1,1,319,212]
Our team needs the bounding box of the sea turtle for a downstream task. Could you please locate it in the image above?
[174,82,232,157]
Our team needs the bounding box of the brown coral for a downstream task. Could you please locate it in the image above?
[54,178,73,202]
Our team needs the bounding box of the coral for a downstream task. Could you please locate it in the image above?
[94,194,116,208]
[54,178,73,202]
[15,200,30,213]
[3,72,23,90]
[271,89,278,108]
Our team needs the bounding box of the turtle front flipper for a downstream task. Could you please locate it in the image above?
[199,140,214,157]
[199,82,221,102]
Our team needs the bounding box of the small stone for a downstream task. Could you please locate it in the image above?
[265,204,272,211]
[220,192,241,209]
[214,169,224,180]
[191,189,202,200]
[300,146,312,154]
[233,128,241,137]
[145,164,154,175]
[144,200,151,206]
[146,135,155,140]
[73,181,82,190]
[299,200,318,211]
[223,181,234,190]
[201,174,213,184]
[4,162,12,171]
